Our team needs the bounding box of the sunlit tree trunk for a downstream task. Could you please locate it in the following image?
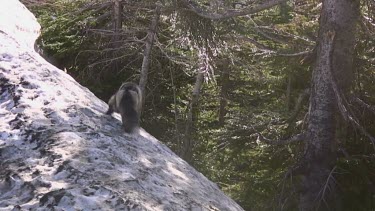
[299,0,359,210]
[109,0,123,73]
[139,3,161,108]
[181,71,204,163]
[112,0,122,41]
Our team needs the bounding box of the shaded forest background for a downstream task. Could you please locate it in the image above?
[23,0,374,210]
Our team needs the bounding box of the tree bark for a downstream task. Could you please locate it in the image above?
[112,0,122,41]
[183,0,288,20]
[299,0,359,210]
[109,0,123,73]
[181,71,204,163]
[139,3,161,108]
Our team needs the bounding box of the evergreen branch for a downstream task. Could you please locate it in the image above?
[249,17,288,44]
[182,0,288,20]
[255,25,315,44]
[233,35,312,57]
[256,131,306,145]
[78,1,112,14]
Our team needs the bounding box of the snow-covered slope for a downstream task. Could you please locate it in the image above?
[0,1,244,210]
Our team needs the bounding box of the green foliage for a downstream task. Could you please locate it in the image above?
[33,1,87,67]
[29,0,375,210]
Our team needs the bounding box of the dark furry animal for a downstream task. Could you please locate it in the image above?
[106,82,142,133]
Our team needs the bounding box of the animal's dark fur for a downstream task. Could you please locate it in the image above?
[106,82,142,133]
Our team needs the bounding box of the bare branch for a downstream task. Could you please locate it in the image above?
[350,97,375,115]
[78,1,112,14]
[276,51,312,57]
[316,166,338,209]
[233,35,312,57]
[83,44,144,68]
[256,25,315,44]
[360,15,375,37]
[154,39,191,66]
[248,17,289,44]
[235,35,271,49]
[363,15,375,28]
[250,121,306,145]
[182,0,288,20]
[331,76,375,148]
[325,32,375,147]
[86,28,146,36]
[95,12,111,23]
[256,132,306,145]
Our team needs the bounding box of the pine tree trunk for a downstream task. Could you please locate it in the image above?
[112,0,122,41]
[109,0,122,74]
[139,3,161,108]
[181,71,204,163]
[299,0,359,210]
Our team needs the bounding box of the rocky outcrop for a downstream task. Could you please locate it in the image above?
[0,1,243,210]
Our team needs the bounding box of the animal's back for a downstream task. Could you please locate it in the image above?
[117,85,140,133]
